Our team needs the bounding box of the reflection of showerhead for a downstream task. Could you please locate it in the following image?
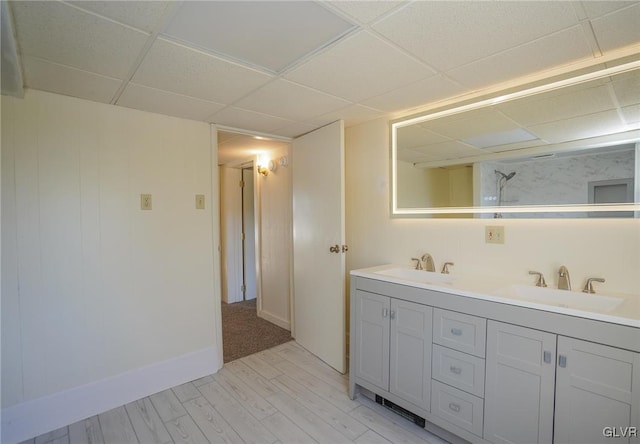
[495,170,516,181]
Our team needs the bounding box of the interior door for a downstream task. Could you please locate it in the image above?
[242,167,257,301]
[292,120,346,373]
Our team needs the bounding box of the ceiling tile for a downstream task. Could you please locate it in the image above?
[591,3,640,52]
[621,104,640,125]
[413,141,483,160]
[11,1,149,79]
[397,125,450,149]
[308,104,384,128]
[117,83,226,121]
[447,26,592,90]
[326,1,404,24]
[581,1,637,19]
[372,1,580,71]
[208,107,294,133]
[162,1,355,73]
[362,74,465,113]
[132,39,274,104]
[68,1,173,33]
[21,56,121,104]
[285,31,435,103]
[234,79,350,121]
[271,121,320,139]
[421,108,519,140]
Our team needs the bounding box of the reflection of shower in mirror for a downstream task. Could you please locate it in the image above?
[494,170,517,218]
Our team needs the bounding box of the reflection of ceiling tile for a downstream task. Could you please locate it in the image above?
[528,109,627,143]
[413,141,483,160]
[612,73,640,107]
[420,109,519,140]
[463,128,538,149]
[162,1,355,73]
[397,125,450,149]
[498,83,616,126]
[620,104,640,125]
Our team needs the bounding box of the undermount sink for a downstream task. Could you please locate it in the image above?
[374,267,455,284]
[505,284,624,312]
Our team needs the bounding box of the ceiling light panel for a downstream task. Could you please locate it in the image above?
[162,1,355,73]
[11,1,149,79]
[132,39,273,104]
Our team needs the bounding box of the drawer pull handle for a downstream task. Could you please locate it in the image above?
[382,308,388,318]
[390,310,396,320]
[543,351,552,364]
[450,366,462,375]
[449,402,461,413]
[558,355,567,368]
[450,328,463,336]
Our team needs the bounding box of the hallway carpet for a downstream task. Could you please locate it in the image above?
[221,299,292,363]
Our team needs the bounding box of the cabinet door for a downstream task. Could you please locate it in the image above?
[389,298,433,411]
[353,290,390,390]
[555,337,640,444]
[484,321,556,444]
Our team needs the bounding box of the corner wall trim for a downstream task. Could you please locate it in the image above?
[258,309,291,331]
[1,346,220,444]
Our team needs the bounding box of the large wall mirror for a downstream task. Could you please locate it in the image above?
[391,60,640,218]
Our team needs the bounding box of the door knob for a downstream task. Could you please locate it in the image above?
[329,245,340,253]
[342,245,349,252]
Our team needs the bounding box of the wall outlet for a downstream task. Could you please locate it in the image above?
[195,194,205,209]
[485,225,504,244]
[141,194,152,210]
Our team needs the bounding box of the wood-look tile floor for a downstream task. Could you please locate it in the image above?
[24,342,448,444]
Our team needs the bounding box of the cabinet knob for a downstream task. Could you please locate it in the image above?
[450,328,463,336]
[329,245,340,253]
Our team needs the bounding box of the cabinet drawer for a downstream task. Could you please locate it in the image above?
[433,309,486,357]
[431,380,484,437]
[432,344,485,397]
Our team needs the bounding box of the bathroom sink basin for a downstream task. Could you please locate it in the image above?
[505,284,624,312]
[374,267,455,284]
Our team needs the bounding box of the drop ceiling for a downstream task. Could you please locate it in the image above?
[3,0,640,155]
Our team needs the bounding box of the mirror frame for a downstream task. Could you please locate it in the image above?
[390,60,640,218]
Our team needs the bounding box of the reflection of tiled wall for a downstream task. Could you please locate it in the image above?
[480,149,636,212]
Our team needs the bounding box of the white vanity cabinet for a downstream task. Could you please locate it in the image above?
[484,321,556,444]
[353,289,433,412]
[554,337,640,444]
[349,272,640,444]
[484,322,640,444]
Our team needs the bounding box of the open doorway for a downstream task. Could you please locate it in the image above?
[218,130,293,363]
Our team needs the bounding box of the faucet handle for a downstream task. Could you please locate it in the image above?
[441,262,454,274]
[411,258,423,270]
[528,271,547,287]
[583,277,605,294]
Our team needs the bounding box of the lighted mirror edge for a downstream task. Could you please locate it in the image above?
[392,204,640,215]
[391,60,640,130]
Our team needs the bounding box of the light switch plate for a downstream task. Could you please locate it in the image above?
[485,225,504,244]
[195,194,205,209]
[141,194,152,210]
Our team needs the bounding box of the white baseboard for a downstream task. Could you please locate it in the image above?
[258,309,290,331]
[1,346,220,444]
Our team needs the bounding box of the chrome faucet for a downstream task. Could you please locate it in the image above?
[583,277,605,294]
[558,265,571,290]
[528,271,547,287]
[441,262,454,274]
[421,253,435,272]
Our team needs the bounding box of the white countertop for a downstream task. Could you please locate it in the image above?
[351,264,640,328]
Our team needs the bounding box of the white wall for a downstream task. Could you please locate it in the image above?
[258,146,292,330]
[345,118,640,297]
[1,90,221,442]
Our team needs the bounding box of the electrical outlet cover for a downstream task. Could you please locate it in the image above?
[485,225,504,244]
[141,194,152,210]
[196,194,205,209]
